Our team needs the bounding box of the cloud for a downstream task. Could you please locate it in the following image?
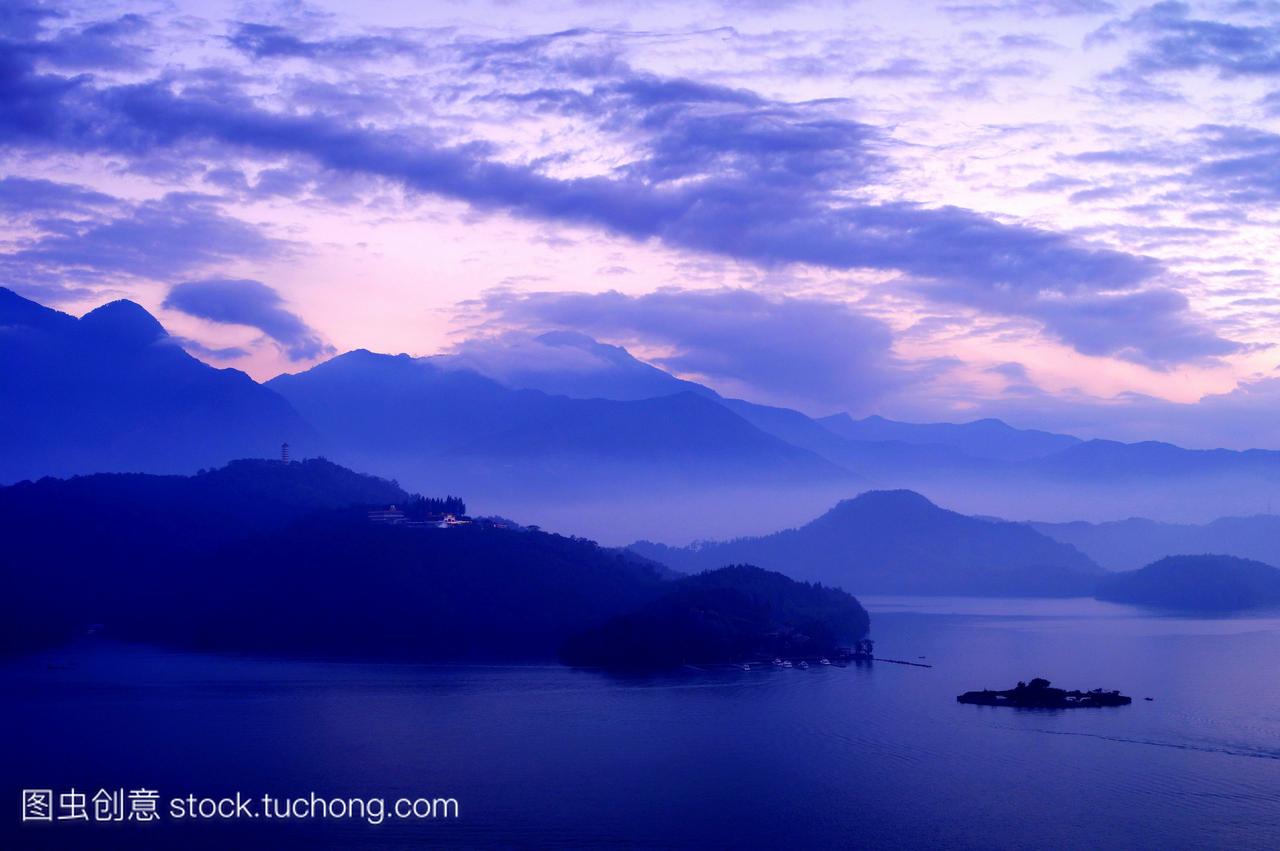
[0,8,1242,367]
[2,1,152,71]
[0,192,284,291]
[225,22,423,63]
[1069,124,1280,212]
[943,0,1116,20]
[1030,288,1242,364]
[1094,2,1280,80]
[1186,124,1280,204]
[0,176,118,215]
[163,278,332,361]
[170,335,250,360]
[469,287,931,412]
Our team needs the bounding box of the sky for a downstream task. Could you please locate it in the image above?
[4,0,1280,447]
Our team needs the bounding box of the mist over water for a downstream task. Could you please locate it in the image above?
[6,598,1278,849]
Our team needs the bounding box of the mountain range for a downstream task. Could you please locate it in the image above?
[1032,514,1280,572]
[0,287,312,483]
[7,287,1280,542]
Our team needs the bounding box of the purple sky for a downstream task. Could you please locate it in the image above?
[4,0,1280,447]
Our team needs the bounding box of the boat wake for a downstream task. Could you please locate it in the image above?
[1000,725,1280,762]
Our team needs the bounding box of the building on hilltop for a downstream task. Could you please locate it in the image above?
[367,505,406,525]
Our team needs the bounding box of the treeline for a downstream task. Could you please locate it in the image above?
[402,494,467,518]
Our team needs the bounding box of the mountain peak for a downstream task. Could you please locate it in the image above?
[534,330,602,349]
[79,299,167,345]
[840,489,939,513]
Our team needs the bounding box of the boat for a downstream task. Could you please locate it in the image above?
[819,658,831,666]
[957,677,1131,709]
[797,660,810,669]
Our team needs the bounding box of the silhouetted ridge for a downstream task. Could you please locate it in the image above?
[1096,554,1280,611]
[0,289,314,482]
[630,490,1101,596]
[78,299,167,345]
[561,565,869,669]
[0,286,75,332]
[1033,514,1280,572]
[269,348,851,497]
[0,458,669,658]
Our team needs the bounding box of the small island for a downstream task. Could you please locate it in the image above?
[957,677,1131,708]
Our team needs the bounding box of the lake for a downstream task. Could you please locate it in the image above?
[4,597,1279,849]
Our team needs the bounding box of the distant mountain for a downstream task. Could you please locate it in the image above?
[1096,555,1280,611]
[1032,514,1280,572]
[268,349,851,495]
[0,288,312,482]
[630,490,1103,596]
[0,458,669,658]
[561,564,869,669]
[1028,439,1280,480]
[428,333,1001,479]
[818,414,1080,462]
[450,391,840,478]
[432,331,715,401]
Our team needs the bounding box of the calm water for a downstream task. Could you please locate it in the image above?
[4,597,1279,849]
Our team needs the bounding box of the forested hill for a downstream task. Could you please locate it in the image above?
[1095,555,1280,611]
[631,490,1102,597]
[561,565,869,669]
[0,458,669,658]
[0,457,410,551]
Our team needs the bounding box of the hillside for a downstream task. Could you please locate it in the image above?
[561,565,869,669]
[1095,555,1280,611]
[0,288,313,483]
[0,458,668,658]
[631,490,1103,596]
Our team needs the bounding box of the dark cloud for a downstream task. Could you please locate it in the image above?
[0,176,118,215]
[471,288,930,412]
[1031,288,1241,365]
[986,361,1032,381]
[1082,123,1280,211]
[1,1,151,71]
[998,33,1065,50]
[1186,124,1280,204]
[1094,2,1280,81]
[0,0,59,40]
[226,22,423,63]
[164,278,332,361]
[0,190,284,289]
